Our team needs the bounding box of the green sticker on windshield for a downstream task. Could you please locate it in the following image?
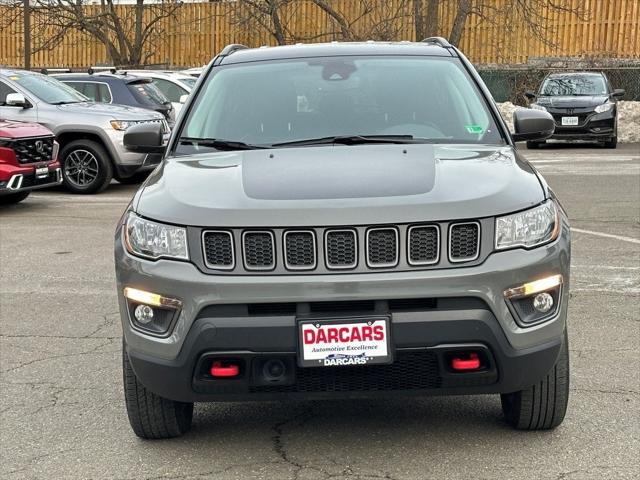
[465,125,484,134]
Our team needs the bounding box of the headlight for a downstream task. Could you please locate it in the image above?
[124,211,189,260]
[594,102,613,113]
[530,104,547,111]
[111,119,165,131]
[495,200,560,250]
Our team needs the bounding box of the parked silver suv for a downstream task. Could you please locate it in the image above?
[0,69,168,193]
[116,40,570,439]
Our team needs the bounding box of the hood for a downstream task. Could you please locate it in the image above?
[0,119,53,139]
[55,102,164,120]
[136,144,545,227]
[536,95,609,109]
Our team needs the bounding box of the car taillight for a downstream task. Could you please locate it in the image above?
[0,146,17,164]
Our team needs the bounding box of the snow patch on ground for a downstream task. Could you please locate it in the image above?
[496,101,640,143]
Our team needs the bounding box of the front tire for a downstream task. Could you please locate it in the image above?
[0,191,30,205]
[60,140,113,194]
[501,329,570,430]
[123,344,194,439]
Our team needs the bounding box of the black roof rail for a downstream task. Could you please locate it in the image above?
[40,68,72,75]
[421,37,453,48]
[88,66,117,75]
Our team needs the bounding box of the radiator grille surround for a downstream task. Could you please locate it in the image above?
[242,231,276,270]
[407,225,440,265]
[325,229,358,269]
[449,222,481,262]
[366,227,399,268]
[202,230,235,270]
[284,230,316,270]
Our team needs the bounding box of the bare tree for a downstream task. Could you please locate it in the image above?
[414,0,439,40]
[30,0,182,67]
[231,0,293,45]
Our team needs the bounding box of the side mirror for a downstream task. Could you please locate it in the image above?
[612,88,625,98]
[179,94,188,104]
[512,109,555,143]
[123,123,165,154]
[524,90,536,101]
[6,93,30,108]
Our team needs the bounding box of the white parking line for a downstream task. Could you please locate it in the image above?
[572,227,640,245]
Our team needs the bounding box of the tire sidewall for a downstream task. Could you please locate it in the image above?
[60,140,113,194]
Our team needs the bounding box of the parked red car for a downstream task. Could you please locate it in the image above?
[0,120,61,204]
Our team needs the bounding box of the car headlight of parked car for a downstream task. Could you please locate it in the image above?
[124,211,189,260]
[111,119,166,131]
[594,102,614,113]
[495,200,560,250]
[530,104,547,111]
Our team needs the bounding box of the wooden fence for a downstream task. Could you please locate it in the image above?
[0,0,638,68]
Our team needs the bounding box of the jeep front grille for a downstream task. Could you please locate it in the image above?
[325,229,358,269]
[198,220,486,274]
[449,222,480,262]
[408,225,439,265]
[242,231,276,270]
[202,230,234,270]
[284,231,316,270]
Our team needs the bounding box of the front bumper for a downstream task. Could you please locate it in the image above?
[116,221,570,402]
[0,166,62,194]
[549,109,616,141]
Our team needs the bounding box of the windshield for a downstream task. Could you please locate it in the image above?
[9,73,87,104]
[540,75,607,96]
[177,56,504,151]
[127,80,170,107]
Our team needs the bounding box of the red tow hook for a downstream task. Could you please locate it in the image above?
[451,352,481,371]
[210,361,240,378]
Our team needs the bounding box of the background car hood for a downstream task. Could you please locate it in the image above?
[0,119,52,138]
[536,95,608,108]
[56,102,164,120]
[136,144,545,227]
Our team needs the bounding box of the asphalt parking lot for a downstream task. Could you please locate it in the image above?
[1,143,639,480]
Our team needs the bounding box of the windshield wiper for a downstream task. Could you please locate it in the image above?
[179,137,267,151]
[50,100,82,105]
[271,135,417,147]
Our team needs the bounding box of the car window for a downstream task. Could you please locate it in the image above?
[97,83,112,103]
[178,56,504,149]
[127,80,169,107]
[540,75,607,96]
[152,78,186,103]
[0,80,17,106]
[181,77,197,88]
[8,73,87,104]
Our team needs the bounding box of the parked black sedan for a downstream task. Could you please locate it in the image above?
[525,72,624,148]
[52,72,175,128]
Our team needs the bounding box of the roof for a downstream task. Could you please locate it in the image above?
[218,41,454,65]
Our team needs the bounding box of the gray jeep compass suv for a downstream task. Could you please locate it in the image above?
[115,39,570,439]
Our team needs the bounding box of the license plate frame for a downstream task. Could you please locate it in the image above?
[297,316,393,368]
[561,116,579,126]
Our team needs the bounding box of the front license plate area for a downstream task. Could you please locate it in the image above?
[35,166,49,179]
[298,316,392,368]
[561,116,579,126]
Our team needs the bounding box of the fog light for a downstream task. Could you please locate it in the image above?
[533,292,554,313]
[134,304,154,324]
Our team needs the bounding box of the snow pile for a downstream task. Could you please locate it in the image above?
[496,101,640,143]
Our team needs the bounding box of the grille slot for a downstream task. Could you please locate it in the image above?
[202,231,235,270]
[284,231,316,270]
[10,137,54,164]
[366,228,399,268]
[250,351,441,393]
[325,229,357,269]
[408,225,439,265]
[242,231,276,270]
[449,222,480,262]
